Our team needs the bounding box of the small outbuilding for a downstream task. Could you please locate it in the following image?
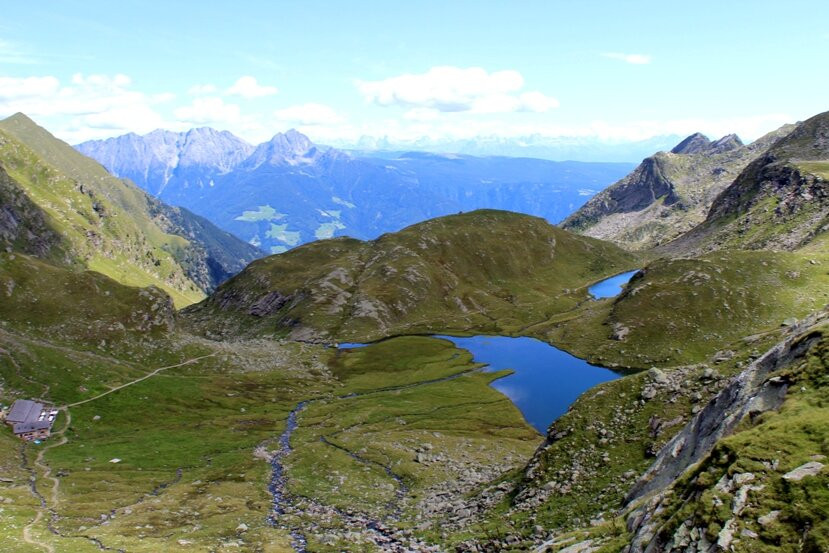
[3,399,58,441]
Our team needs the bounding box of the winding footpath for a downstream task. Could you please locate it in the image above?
[66,353,216,407]
[21,409,70,553]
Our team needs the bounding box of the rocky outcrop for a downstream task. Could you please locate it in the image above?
[623,310,828,553]
[561,127,789,250]
[670,133,744,155]
[0,163,66,261]
[248,291,292,317]
[708,134,743,154]
[627,313,824,503]
[666,110,829,253]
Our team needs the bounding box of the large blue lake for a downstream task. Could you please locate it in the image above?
[588,270,639,299]
[338,271,638,435]
[436,335,619,433]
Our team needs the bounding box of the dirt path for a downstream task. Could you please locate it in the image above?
[21,410,69,553]
[66,353,216,408]
[22,509,53,553]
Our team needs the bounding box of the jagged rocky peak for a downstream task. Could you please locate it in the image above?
[670,132,744,155]
[245,128,320,168]
[670,132,711,154]
[268,128,314,156]
[708,133,744,154]
[75,126,254,191]
[177,127,253,170]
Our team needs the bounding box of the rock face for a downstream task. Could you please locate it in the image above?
[668,110,829,253]
[562,126,791,250]
[626,312,824,503]
[76,127,254,195]
[623,311,828,553]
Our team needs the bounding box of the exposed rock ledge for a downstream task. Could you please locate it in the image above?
[623,308,827,552]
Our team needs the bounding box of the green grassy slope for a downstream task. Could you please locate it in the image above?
[0,252,174,346]
[184,209,638,342]
[0,253,540,552]
[531,248,829,369]
[0,113,260,307]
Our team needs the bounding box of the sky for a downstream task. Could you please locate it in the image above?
[1,0,827,146]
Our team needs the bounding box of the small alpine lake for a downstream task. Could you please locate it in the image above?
[340,335,621,434]
[588,269,640,299]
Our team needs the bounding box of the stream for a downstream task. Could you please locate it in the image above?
[267,401,310,551]
[266,270,639,550]
[265,370,476,551]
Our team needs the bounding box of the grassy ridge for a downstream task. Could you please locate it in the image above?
[184,209,638,341]
[0,123,204,306]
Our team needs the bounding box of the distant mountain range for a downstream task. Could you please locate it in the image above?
[77,130,635,254]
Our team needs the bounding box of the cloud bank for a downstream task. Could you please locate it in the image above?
[357,66,559,115]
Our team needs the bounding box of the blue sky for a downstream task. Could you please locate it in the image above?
[1,0,827,145]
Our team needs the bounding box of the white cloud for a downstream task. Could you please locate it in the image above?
[602,52,652,65]
[0,76,60,102]
[403,108,441,122]
[174,96,241,125]
[0,73,174,141]
[226,76,278,98]
[273,103,344,125]
[357,66,558,114]
[188,84,217,95]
